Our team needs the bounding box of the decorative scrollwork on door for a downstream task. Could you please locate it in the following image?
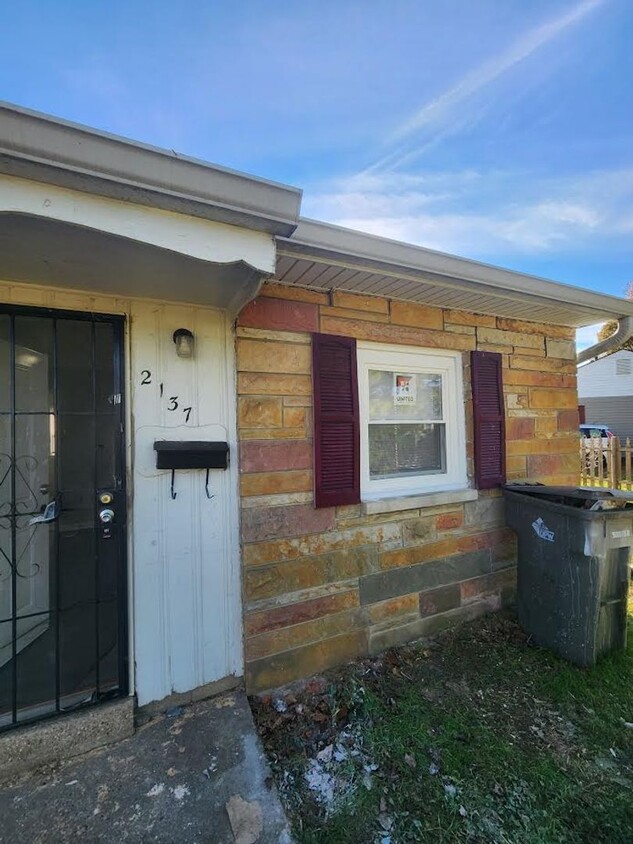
[0,451,47,582]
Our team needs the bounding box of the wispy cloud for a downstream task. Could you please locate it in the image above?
[367,0,603,172]
[304,168,633,258]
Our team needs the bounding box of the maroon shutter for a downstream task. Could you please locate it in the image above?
[471,350,506,489]
[312,333,360,508]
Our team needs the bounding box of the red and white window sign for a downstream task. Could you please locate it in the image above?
[393,373,416,406]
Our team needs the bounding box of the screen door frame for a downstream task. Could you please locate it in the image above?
[0,303,128,731]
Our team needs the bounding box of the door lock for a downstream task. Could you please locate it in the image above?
[99,508,115,524]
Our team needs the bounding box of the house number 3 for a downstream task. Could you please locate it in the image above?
[167,398,193,422]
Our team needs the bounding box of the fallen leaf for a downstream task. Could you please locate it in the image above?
[146,783,164,797]
[316,744,333,763]
[378,813,394,831]
[225,795,264,844]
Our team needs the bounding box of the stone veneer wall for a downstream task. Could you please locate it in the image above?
[236,283,579,691]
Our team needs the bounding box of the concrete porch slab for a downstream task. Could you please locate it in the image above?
[0,690,292,844]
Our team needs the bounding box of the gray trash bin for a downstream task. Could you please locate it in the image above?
[503,484,632,667]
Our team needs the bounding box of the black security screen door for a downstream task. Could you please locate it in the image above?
[0,306,127,730]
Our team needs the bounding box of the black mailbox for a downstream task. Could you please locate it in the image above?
[154,441,229,471]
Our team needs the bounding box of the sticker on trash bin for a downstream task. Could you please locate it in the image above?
[532,517,555,542]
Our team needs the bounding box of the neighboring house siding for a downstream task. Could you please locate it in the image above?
[578,350,633,441]
[236,282,579,692]
[581,396,633,442]
[577,350,633,398]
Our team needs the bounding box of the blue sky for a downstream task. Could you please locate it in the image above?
[2,0,632,345]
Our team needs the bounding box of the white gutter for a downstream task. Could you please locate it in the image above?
[577,316,633,365]
[0,101,302,236]
[281,218,633,322]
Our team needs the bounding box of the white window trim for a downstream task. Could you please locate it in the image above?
[357,342,468,501]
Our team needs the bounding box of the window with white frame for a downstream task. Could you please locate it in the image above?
[357,343,467,500]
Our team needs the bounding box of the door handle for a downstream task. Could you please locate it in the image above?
[29,499,59,526]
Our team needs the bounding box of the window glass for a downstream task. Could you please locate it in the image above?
[14,317,54,413]
[368,370,442,421]
[367,368,446,480]
[57,320,93,413]
[369,423,446,479]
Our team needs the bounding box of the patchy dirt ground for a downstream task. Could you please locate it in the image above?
[251,609,633,844]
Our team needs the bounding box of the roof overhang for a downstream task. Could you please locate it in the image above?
[277,219,633,328]
[0,102,302,237]
[2,102,632,330]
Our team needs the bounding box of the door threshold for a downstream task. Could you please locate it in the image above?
[136,674,240,724]
[0,696,134,785]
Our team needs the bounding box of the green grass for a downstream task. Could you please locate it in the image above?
[254,595,633,843]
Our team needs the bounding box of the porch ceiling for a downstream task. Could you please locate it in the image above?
[277,219,633,329]
[0,214,262,311]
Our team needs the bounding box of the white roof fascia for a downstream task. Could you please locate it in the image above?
[0,102,302,237]
[278,218,633,324]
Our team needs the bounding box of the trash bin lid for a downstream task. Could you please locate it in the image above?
[503,483,633,503]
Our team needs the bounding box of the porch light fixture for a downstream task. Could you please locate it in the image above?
[173,328,194,359]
